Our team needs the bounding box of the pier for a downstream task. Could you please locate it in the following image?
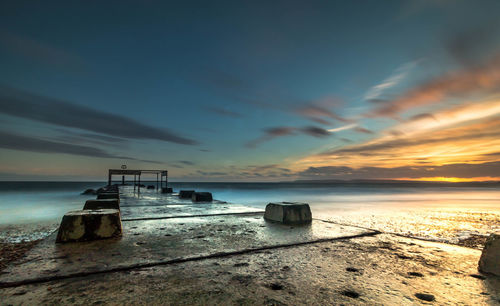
[107,169,168,191]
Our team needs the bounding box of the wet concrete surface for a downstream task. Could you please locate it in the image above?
[1,234,499,305]
[1,187,499,304]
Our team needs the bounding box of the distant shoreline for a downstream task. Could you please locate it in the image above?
[0,180,499,188]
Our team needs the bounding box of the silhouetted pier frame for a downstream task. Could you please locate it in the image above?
[107,169,168,191]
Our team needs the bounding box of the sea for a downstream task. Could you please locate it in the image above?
[1,181,499,246]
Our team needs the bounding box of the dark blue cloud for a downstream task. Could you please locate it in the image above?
[0,130,161,163]
[0,87,198,145]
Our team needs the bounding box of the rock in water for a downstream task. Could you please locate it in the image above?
[179,190,195,199]
[96,187,107,194]
[192,192,213,202]
[264,202,312,225]
[147,185,155,189]
[84,199,120,210]
[81,189,96,195]
[479,232,500,276]
[56,209,122,243]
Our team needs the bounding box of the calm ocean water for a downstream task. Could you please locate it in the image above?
[1,181,499,244]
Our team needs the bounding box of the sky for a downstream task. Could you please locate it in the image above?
[1,0,500,182]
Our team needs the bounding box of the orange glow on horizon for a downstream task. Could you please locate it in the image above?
[394,177,500,182]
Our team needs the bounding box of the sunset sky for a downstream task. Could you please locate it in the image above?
[1,1,500,181]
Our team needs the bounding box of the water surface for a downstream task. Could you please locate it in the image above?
[1,181,499,245]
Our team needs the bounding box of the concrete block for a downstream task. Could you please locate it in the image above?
[161,187,173,194]
[56,209,122,243]
[264,202,312,225]
[479,232,500,276]
[179,190,195,199]
[84,199,120,210]
[97,193,120,202]
[192,192,213,202]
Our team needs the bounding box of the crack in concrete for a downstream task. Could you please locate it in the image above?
[0,231,380,289]
[316,218,480,250]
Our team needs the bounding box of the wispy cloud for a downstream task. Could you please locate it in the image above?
[327,124,357,133]
[197,68,350,124]
[299,126,331,138]
[178,160,196,165]
[0,86,198,145]
[247,125,334,147]
[246,127,296,148]
[364,61,418,101]
[366,53,500,117]
[50,128,128,149]
[297,97,500,169]
[294,99,349,125]
[297,161,500,180]
[0,130,161,163]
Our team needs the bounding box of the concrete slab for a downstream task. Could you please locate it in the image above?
[120,203,261,220]
[0,215,371,285]
[1,234,498,305]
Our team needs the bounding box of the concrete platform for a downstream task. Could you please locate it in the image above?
[1,234,498,305]
[0,215,371,285]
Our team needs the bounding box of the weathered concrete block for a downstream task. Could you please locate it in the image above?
[192,192,213,202]
[264,202,312,225]
[56,209,122,243]
[84,199,120,210]
[97,193,120,202]
[479,232,500,276]
[179,190,195,199]
[161,187,173,194]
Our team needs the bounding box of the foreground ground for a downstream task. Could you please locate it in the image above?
[1,188,498,305]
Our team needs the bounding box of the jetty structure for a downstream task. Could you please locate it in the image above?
[0,177,499,304]
[107,168,169,192]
